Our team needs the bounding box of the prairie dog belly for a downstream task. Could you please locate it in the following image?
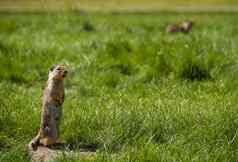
[49,104,62,121]
[43,104,62,140]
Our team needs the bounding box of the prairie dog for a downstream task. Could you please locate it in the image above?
[180,21,193,33]
[30,65,68,150]
[166,21,193,33]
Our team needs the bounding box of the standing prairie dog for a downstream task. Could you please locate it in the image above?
[30,65,68,150]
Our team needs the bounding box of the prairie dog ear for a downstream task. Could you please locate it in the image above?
[50,65,57,72]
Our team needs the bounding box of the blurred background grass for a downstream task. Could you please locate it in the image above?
[0,0,238,12]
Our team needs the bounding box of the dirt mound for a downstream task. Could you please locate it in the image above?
[28,143,96,162]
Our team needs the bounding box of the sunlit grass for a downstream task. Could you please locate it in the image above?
[0,12,238,161]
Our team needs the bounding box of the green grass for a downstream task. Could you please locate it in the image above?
[1,12,238,161]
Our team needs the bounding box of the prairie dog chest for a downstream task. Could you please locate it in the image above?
[46,79,65,104]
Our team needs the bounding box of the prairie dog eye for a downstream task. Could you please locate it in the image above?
[56,68,60,70]
[50,65,56,71]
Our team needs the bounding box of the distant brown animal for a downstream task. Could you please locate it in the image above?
[166,21,193,34]
[29,65,68,151]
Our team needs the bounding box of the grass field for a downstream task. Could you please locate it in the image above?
[1,12,238,161]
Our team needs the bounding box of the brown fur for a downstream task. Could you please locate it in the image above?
[180,21,193,33]
[166,21,193,34]
[29,65,67,150]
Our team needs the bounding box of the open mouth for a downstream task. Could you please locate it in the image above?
[62,71,68,78]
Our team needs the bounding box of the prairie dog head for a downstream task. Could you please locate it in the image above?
[48,65,68,81]
[181,21,193,32]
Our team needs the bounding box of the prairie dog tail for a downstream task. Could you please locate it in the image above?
[28,133,40,152]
